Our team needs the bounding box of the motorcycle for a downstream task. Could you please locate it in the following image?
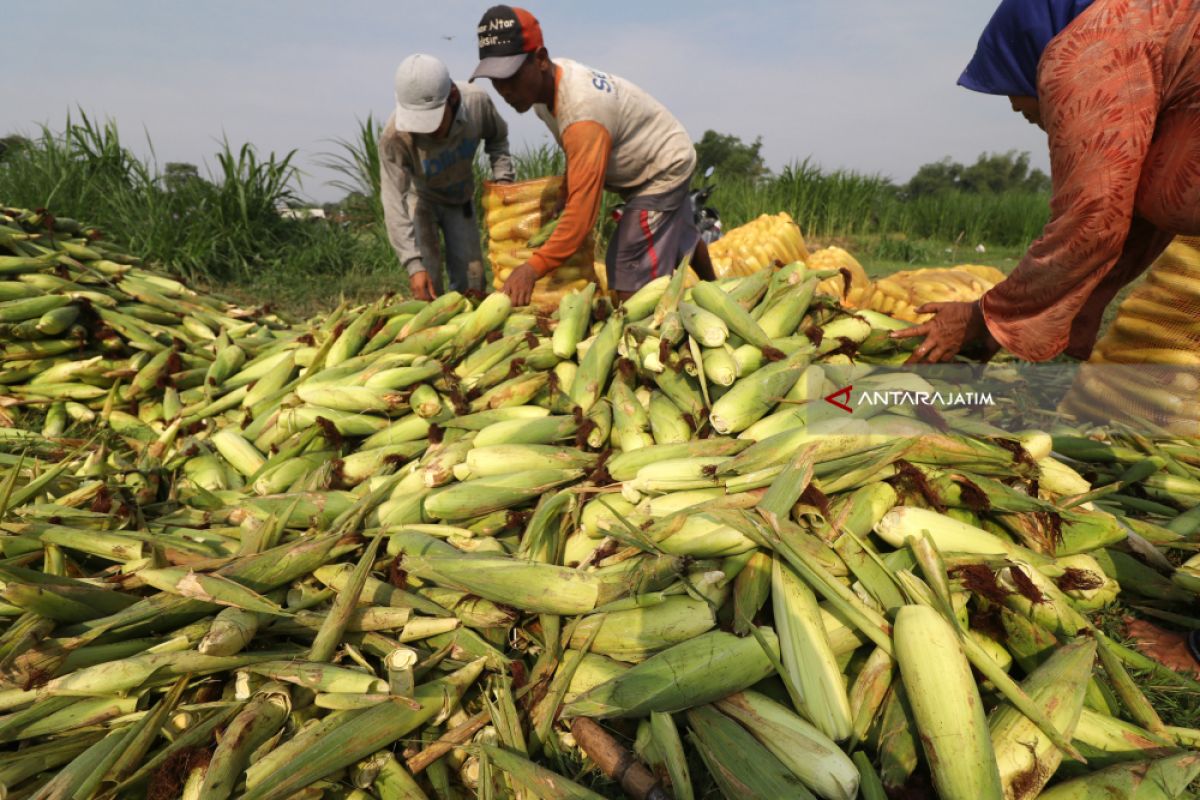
[691,165,722,244]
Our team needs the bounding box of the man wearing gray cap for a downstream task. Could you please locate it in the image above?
[380,53,515,300]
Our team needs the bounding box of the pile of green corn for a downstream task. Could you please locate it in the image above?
[1,203,1199,800]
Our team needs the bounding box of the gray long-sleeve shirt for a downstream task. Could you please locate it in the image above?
[379,82,515,275]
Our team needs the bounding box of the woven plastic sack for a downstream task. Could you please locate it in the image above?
[707,212,809,279]
[1060,236,1200,435]
[807,247,873,308]
[483,177,597,310]
[860,265,1007,323]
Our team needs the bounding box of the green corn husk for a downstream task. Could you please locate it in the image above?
[423,469,583,521]
[583,398,614,453]
[564,595,715,661]
[677,300,728,348]
[848,646,894,746]
[469,371,549,412]
[371,752,431,800]
[1037,752,1200,800]
[731,549,772,636]
[651,352,705,420]
[137,567,289,616]
[570,315,624,413]
[443,405,550,430]
[648,511,756,557]
[608,373,653,455]
[24,727,127,800]
[701,345,740,387]
[893,604,1004,800]
[989,637,1097,800]
[401,553,605,615]
[717,690,860,800]
[708,350,813,434]
[759,276,818,338]
[691,281,775,350]
[40,650,289,697]
[552,284,596,359]
[0,733,104,789]
[647,710,694,800]
[1,581,134,623]
[607,438,750,482]
[363,361,444,391]
[199,684,292,800]
[772,556,853,741]
[1070,707,1177,767]
[686,704,817,800]
[398,292,465,339]
[455,333,525,382]
[465,444,595,479]
[481,744,607,800]
[242,659,485,800]
[563,628,778,718]
[444,292,512,359]
[198,606,261,656]
[474,415,578,447]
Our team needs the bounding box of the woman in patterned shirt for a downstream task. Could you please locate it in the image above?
[896,0,1200,363]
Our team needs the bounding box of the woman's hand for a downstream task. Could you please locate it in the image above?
[890,300,995,364]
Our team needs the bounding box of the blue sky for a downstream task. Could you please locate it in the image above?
[4,1,1050,203]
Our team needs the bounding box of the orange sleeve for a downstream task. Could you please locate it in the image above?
[527,121,610,277]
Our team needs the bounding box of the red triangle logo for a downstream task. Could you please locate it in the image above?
[824,385,853,413]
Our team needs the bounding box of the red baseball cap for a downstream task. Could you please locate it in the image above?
[470,5,544,82]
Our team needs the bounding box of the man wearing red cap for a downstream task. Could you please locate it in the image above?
[470,6,715,306]
[381,53,515,301]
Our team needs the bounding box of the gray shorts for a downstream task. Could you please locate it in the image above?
[605,180,700,293]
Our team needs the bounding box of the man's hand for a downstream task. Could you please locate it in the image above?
[501,263,538,307]
[409,271,438,302]
[890,300,995,364]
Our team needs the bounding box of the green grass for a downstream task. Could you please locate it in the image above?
[1,111,397,289]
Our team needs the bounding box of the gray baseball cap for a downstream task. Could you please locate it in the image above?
[394,54,452,133]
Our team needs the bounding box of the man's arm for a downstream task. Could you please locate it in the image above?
[500,121,609,306]
[482,98,515,183]
[379,139,436,299]
[525,121,610,277]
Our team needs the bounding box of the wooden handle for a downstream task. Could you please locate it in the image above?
[570,717,672,800]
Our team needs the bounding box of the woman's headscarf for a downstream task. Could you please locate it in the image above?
[959,0,1097,97]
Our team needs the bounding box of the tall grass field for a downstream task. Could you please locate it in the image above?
[1,115,1050,312]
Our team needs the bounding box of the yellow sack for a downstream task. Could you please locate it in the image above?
[1060,236,1200,435]
[707,212,809,279]
[483,177,598,311]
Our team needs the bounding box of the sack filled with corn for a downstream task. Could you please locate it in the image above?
[1061,235,1200,436]
[483,177,597,311]
[0,202,1198,800]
